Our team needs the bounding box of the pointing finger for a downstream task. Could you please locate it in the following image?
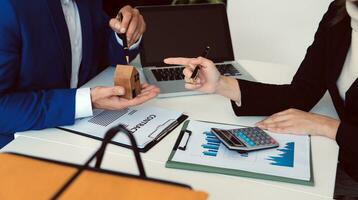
[164,57,195,66]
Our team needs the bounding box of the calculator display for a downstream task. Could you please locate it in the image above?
[211,128,244,147]
[211,127,279,152]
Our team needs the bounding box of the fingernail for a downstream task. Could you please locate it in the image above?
[257,124,264,129]
[120,28,126,33]
[119,88,125,95]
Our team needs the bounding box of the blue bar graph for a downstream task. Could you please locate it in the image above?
[204,132,215,137]
[267,142,294,167]
[202,144,219,150]
[206,138,221,144]
[202,131,221,157]
[240,153,248,157]
[203,151,217,156]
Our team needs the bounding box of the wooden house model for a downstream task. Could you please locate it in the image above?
[114,65,141,99]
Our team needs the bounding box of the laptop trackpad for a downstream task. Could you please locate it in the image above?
[156,80,187,94]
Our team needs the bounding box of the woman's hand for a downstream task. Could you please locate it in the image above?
[256,108,340,140]
[90,84,160,110]
[164,57,241,102]
[164,57,220,93]
[109,5,146,47]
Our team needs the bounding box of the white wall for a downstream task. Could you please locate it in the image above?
[227,0,332,69]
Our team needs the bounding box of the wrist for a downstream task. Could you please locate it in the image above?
[90,88,95,101]
[90,87,98,107]
[317,116,339,140]
[325,119,340,140]
[214,75,225,94]
[215,76,241,102]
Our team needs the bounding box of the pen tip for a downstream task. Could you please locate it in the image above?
[126,56,129,64]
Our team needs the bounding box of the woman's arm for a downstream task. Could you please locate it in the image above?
[336,122,358,180]
[232,2,341,116]
[256,108,340,139]
[165,2,340,117]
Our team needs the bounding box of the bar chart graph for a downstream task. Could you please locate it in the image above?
[202,131,221,157]
[267,142,295,168]
[201,131,249,158]
[171,121,310,182]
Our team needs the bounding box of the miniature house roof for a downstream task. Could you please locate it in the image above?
[115,66,139,80]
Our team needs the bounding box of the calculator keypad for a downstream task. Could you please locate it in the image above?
[233,127,277,148]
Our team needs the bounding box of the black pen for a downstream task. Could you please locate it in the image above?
[190,46,210,82]
[116,13,129,64]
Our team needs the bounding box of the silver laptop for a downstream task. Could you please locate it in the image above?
[138,3,255,98]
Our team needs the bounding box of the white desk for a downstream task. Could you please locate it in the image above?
[2,60,339,200]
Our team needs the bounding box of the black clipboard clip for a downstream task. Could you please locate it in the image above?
[178,130,192,151]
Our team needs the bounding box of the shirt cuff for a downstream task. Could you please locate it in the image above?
[75,88,93,119]
[235,79,242,107]
[114,32,142,50]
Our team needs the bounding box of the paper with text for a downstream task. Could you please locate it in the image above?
[61,105,182,148]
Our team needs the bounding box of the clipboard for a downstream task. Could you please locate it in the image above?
[166,120,314,186]
[59,114,188,153]
[56,67,189,152]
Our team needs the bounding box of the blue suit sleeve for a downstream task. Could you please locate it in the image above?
[0,0,76,135]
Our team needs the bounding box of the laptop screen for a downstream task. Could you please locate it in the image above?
[138,4,235,67]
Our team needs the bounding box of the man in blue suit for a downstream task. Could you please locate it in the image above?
[0,0,160,147]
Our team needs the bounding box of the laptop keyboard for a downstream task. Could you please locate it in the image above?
[151,67,185,81]
[216,64,242,76]
[151,64,241,82]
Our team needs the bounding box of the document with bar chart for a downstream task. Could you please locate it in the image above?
[60,105,187,152]
[167,120,312,185]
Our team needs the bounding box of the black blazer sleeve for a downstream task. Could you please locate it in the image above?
[231,2,338,116]
[336,122,358,180]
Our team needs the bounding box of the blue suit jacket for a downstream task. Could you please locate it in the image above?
[0,0,139,147]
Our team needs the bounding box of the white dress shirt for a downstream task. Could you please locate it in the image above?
[60,0,140,119]
[337,1,358,101]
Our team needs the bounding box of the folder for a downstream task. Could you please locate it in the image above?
[0,125,207,199]
[166,120,314,186]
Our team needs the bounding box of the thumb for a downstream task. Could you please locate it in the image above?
[108,86,125,97]
[109,18,122,34]
[93,86,125,100]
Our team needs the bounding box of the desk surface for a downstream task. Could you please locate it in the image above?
[2,60,339,200]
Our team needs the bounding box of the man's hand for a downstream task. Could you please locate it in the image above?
[256,108,340,140]
[90,84,160,110]
[109,5,146,47]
